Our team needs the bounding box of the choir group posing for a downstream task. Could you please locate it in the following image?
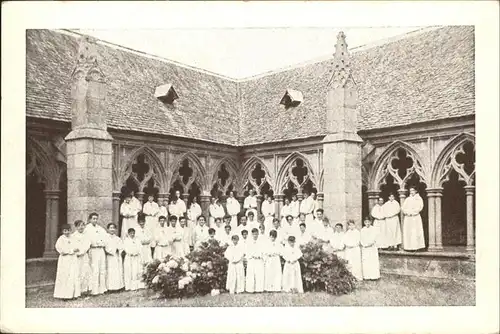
[52,186,424,300]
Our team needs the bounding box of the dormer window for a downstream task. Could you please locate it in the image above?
[280,89,303,108]
[154,83,179,104]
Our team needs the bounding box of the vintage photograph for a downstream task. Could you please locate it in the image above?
[25,25,475,308]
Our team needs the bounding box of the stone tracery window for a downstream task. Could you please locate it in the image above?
[376,147,426,191]
[243,163,272,196]
[279,158,317,196]
[211,163,235,198]
[438,140,475,187]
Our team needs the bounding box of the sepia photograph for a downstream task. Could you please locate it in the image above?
[2,1,499,333]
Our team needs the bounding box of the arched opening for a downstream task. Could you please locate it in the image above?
[361,185,369,220]
[283,180,298,201]
[442,170,467,246]
[379,174,400,202]
[211,163,235,203]
[26,170,46,259]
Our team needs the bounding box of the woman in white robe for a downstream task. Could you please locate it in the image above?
[179,217,192,255]
[226,191,241,231]
[343,221,363,280]
[169,218,185,258]
[85,213,108,295]
[243,190,258,218]
[54,224,80,299]
[245,229,265,293]
[261,195,276,232]
[104,223,125,291]
[123,229,143,290]
[296,223,312,247]
[299,192,315,226]
[360,218,380,280]
[264,231,283,292]
[209,198,225,229]
[224,235,246,294]
[142,195,159,237]
[281,236,304,293]
[120,196,138,240]
[280,198,292,226]
[152,217,172,260]
[289,195,300,224]
[135,216,153,265]
[330,223,346,260]
[187,198,202,247]
[401,187,426,251]
[72,220,91,294]
[382,194,402,250]
[158,200,169,220]
[311,192,320,219]
[370,197,387,249]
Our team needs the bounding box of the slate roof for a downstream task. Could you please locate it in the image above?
[26,26,475,147]
[26,29,240,146]
[239,26,475,145]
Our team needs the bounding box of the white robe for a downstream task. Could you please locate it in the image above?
[170,225,186,258]
[245,239,265,293]
[313,224,334,252]
[224,244,246,294]
[312,199,320,218]
[343,229,363,280]
[244,195,258,218]
[281,246,303,293]
[218,232,232,247]
[187,203,202,246]
[180,225,191,255]
[121,202,138,239]
[131,196,142,213]
[72,231,91,294]
[371,204,386,248]
[264,240,283,292]
[360,226,381,280]
[85,223,108,295]
[297,231,312,247]
[289,200,300,223]
[382,200,402,247]
[142,201,159,236]
[226,197,241,230]
[402,194,426,250]
[135,226,153,265]
[261,200,276,232]
[282,223,300,242]
[209,203,225,228]
[152,225,172,260]
[299,196,315,226]
[329,232,346,259]
[123,237,143,290]
[54,235,80,299]
[105,234,125,291]
[168,202,184,221]
[280,204,292,226]
[192,224,209,248]
[158,205,169,219]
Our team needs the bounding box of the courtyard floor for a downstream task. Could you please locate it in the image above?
[26,274,474,307]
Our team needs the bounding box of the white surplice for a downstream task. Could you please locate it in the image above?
[244,195,258,218]
[224,244,246,294]
[360,226,381,280]
[130,196,142,213]
[192,224,209,249]
[263,240,283,292]
[152,225,172,260]
[296,231,312,247]
[289,200,300,223]
[226,197,241,230]
[382,200,402,247]
[280,204,292,226]
[158,205,168,219]
[120,202,138,239]
[402,194,426,250]
[371,204,387,248]
[85,223,108,295]
[53,235,80,299]
[261,200,276,232]
[209,203,225,228]
[343,229,363,280]
[105,234,125,291]
[72,231,91,294]
[135,225,153,265]
[281,245,303,293]
[170,225,186,258]
[282,222,300,243]
[142,201,159,236]
[329,232,346,259]
[245,238,265,293]
[299,196,315,226]
[123,236,143,290]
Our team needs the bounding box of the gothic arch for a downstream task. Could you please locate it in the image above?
[169,151,209,192]
[209,156,239,194]
[370,140,428,191]
[431,132,475,188]
[120,146,169,193]
[27,137,63,190]
[238,156,273,195]
[276,152,318,193]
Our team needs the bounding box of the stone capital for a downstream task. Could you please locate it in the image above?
[464,185,475,195]
[426,187,444,197]
[322,132,363,144]
[366,190,381,199]
[65,128,113,142]
[275,194,284,202]
[316,193,324,201]
[112,191,121,199]
[44,189,61,200]
[199,195,211,202]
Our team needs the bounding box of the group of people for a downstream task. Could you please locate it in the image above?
[52,186,425,299]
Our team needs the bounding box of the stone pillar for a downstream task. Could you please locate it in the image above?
[317,193,324,209]
[434,190,443,250]
[43,190,60,258]
[322,32,363,229]
[398,189,407,223]
[367,190,380,212]
[426,188,443,251]
[256,195,263,215]
[464,186,475,252]
[112,191,121,225]
[237,196,245,217]
[275,194,284,221]
[297,193,304,201]
[200,195,211,222]
[65,35,113,229]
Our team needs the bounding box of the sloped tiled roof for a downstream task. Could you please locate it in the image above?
[26,29,240,145]
[26,26,475,147]
[239,26,475,145]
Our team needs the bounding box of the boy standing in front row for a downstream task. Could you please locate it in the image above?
[54,224,80,300]
[123,228,143,291]
[245,228,265,293]
[104,223,124,292]
[281,236,303,293]
[224,235,246,294]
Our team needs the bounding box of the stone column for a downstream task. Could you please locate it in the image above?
[297,193,304,201]
[398,189,407,223]
[200,195,211,222]
[322,32,363,229]
[43,190,60,258]
[65,35,113,229]
[434,190,443,250]
[464,186,475,252]
[275,194,284,221]
[237,196,245,217]
[426,188,442,251]
[317,193,324,210]
[112,191,121,225]
[367,190,380,212]
[256,195,263,216]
